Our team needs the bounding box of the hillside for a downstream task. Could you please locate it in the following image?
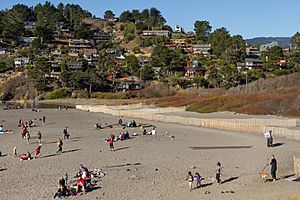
[149,73,300,117]
[246,37,291,48]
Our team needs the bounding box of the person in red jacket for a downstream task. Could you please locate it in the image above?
[75,176,86,194]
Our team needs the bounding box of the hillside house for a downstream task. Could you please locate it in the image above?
[142,30,172,37]
[14,57,29,69]
[106,48,116,54]
[185,60,205,77]
[138,56,150,67]
[91,31,111,41]
[174,25,184,33]
[277,60,288,68]
[69,39,93,52]
[245,58,263,69]
[83,48,98,62]
[192,44,211,56]
[260,42,279,52]
[24,22,35,31]
[246,47,261,58]
[0,48,7,55]
[66,61,84,71]
[50,61,62,79]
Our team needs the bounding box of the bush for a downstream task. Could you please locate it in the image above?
[47,88,70,99]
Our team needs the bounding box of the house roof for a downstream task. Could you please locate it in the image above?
[245,58,262,63]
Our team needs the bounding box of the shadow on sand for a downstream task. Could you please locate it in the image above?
[114,146,130,152]
[42,148,81,159]
[0,168,7,172]
[272,143,284,147]
[189,146,252,150]
[106,162,141,169]
[221,176,239,184]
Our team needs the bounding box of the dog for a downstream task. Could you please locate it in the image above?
[259,172,269,182]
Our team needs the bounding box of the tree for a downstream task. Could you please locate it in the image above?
[119,10,134,22]
[140,64,155,81]
[0,62,7,73]
[126,54,139,76]
[149,45,173,75]
[221,35,246,64]
[289,32,300,72]
[1,4,33,40]
[194,20,212,42]
[193,76,206,88]
[28,57,50,91]
[34,1,57,43]
[208,27,231,56]
[104,10,115,19]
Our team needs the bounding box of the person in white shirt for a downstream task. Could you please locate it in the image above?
[264,130,273,147]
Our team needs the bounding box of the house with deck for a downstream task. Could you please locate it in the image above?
[142,30,172,37]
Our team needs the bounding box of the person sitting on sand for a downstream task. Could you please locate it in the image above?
[143,129,147,135]
[19,151,32,161]
[0,125,3,133]
[75,176,87,194]
[186,171,194,191]
[34,144,42,158]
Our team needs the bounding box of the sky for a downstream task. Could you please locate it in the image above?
[1,0,300,39]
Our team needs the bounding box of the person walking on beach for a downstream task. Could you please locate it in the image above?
[13,146,17,157]
[37,131,42,144]
[63,128,70,141]
[25,131,30,144]
[42,116,46,125]
[118,117,123,127]
[215,162,222,184]
[56,138,63,154]
[264,130,273,147]
[109,135,115,151]
[186,171,194,191]
[269,155,277,181]
[194,172,202,189]
[34,144,42,158]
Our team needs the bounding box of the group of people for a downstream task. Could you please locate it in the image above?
[53,164,94,199]
[186,171,204,191]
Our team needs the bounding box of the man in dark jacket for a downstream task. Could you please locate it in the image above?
[270,155,277,181]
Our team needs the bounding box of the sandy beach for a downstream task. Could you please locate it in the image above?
[0,107,299,200]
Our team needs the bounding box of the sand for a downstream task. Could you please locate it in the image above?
[0,108,299,200]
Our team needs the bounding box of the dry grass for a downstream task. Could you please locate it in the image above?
[149,73,300,117]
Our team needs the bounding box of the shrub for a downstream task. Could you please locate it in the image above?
[47,88,70,99]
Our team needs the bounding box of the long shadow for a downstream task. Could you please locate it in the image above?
[70,136,83,140]
[189,146,252,150]
[0,168,7,171]
[42,141,57,145]
[221,176,239,184]
[114,146,130,152]
[0,154,7,157]
[42,149,81,159]
[106,162,141,169]
[280,173,295,179]
[273,143,284,147]
[201,182,213,188]
[88,186,101,192]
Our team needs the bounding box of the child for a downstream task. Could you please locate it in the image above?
[13,146,17,157]
[194,172,202,188]
[215,162,222,184]
[56,138,63,154]
[25,131,30,145]
[186,171,194,191]
[34,144,42,158]
[37,131,42,144]
[109,135,114,151]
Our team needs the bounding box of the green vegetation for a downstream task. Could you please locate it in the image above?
[47,88,70,99]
